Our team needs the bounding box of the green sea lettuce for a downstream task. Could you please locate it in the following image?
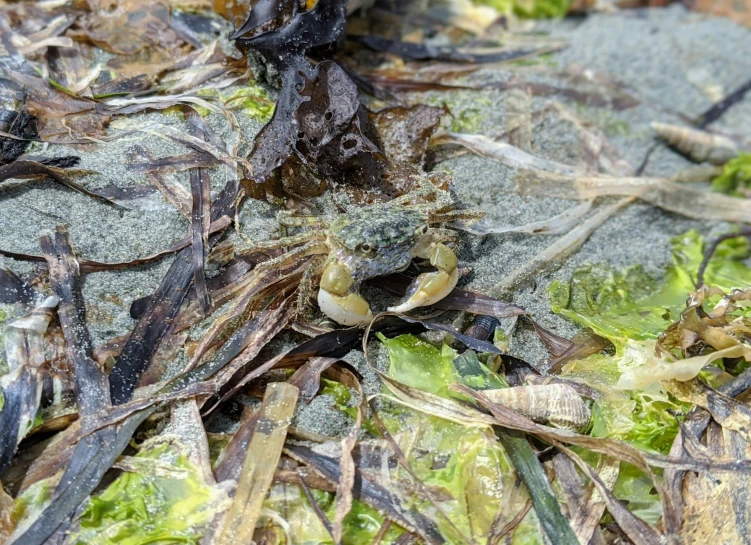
[69,437,228,545]
[712,153,751,197]
[549,229,751,343]
[474,0,571,18]
[377,333,543,543]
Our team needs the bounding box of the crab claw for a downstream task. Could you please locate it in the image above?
[388,268,458,313]
[317,289,373,326]
[317,261,373,326]
[389,242,458,313]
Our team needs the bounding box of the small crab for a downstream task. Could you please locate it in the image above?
[241,184,480,325]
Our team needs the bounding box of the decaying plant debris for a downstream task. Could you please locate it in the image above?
[1,0,751,544]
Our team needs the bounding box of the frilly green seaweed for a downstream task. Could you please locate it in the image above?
[287,332,541,544]
[549,230,751,528]
[549,230,751,452]
[377,333,543,543]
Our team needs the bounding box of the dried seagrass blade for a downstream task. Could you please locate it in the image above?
[214,382,299,545]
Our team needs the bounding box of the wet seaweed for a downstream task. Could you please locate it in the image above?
[0,297,58,474]
[1,1,750,543]
[108,176,239,404]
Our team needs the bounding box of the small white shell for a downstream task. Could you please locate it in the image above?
[483,383,591,431]
[651,122,738,165]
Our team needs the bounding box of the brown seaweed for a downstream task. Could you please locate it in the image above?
[0,216,231,273]
[108,176,239,404]
[232,0,346,64]
[41,228,109,415]
[0,160,121,207]
[13,230,145,545]
[186,110,212,316]
[0,109,38,165]
[0,267,32,304]
[696,76,751,128]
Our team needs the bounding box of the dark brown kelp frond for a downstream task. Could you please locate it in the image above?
[0,267,33,305]
[0,109,38,165]
[0,160,122,207]
[350,35,555,64]
[288,357,341,402]
[232,0,346,61]
[127,151,219,175]
[8,234,160,545]
[213,407,258,483]
[696,76,751,128]
[8,410,155,545]
[0,215,231,273]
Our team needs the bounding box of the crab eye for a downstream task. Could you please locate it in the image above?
[357,242,373,254]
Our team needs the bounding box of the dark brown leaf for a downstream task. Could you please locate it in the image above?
[108,177,239,404]
[186,110,212,316]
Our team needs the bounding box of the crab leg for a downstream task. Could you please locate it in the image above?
[253,240,329,272]
[238,230,323,254]
[277,210,329,228]
[388,242,458,313]
[317,261,373,326]
[296,254,327,316]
